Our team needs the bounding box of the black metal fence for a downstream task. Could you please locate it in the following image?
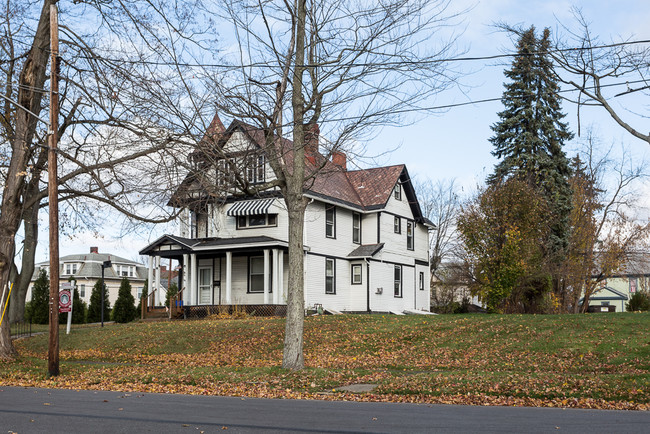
[184,304,286,319]
[10,320,32,339]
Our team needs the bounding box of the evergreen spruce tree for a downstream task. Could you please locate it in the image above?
[112,278,137,323]
[489,27,573,254]
[487,26,573,311]
[87,279,111,323]
[71,286,87,324]
[165,282,178,308]
[28,269,49,324]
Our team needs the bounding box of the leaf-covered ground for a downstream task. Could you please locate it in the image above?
[1,313,648,410]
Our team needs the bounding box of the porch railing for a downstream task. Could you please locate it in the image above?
[184,304,286,319]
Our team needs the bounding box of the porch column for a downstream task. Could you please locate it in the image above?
[263,249,270,304]
[154,256,161,305]
[272,249,279,304]
[182,253,189,302]
[278,250,284,304]
[147,256,154,304]
[225,251,232,304]
[190,253,197,305]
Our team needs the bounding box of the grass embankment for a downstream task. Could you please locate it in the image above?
[1,313,648,409]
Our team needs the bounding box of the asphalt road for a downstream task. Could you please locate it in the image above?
[0,386,647,433]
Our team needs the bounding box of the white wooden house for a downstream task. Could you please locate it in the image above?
[140,115,433,314]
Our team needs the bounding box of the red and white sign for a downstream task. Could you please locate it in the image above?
[59,289,71,313]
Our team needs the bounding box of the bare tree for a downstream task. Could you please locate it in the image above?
[0,0,216,359]
[559,133,650,313]
[417,178,461,274]
[186,0,463,369]
[416,178,464,310]
[552,10,650,145]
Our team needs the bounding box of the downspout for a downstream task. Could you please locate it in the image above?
[414,264,417,310]
[365,258,370,313]
[376,212,381,243]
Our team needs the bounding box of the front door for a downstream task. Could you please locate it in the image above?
[198,267,212,304]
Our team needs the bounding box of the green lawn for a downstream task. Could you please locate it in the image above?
[2,313,648,409]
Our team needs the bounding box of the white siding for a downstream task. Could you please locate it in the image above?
[212,200,288,240]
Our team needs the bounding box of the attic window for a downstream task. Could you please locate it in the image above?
[394,183,402,200]
[325,205,336,238]
[246,154,266,184]
[216,159,231,187]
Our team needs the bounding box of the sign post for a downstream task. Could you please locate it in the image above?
[60,282,75,334]
[59,283,72,335]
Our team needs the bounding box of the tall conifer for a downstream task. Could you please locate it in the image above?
[112,278,137,323]
[489,27,573,254]
[28,270,49,324]
[87,280,111,323]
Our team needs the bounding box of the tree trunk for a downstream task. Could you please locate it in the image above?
[0,0,54,360]
[281,0,307,371]
[8,199,39,324]
[282,196,307,370]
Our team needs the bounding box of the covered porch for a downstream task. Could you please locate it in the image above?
[139,235,289,313]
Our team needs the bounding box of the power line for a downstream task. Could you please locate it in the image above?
[66,39,650,70]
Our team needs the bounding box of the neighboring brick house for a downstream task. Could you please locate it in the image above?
[28,247,147,307]
[140,115,434,313]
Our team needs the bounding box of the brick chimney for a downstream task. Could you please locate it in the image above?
[304,123,320,157]
[332,151,347,170]
[90,247,98,254]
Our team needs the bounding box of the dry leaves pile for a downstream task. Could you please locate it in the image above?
[1,313,648,410]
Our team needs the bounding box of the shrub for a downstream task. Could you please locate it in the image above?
[87,279,111,323]
[626,291,650,312]
[165,282,178,308]
[112,278,138,323]
[27,269,49,324]
[71,286,87,324]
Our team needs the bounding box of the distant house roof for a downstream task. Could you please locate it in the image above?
[171,117,433,225]
[33,249,146,281]
[613,253,650,276]
[580,286,629,303]
[591,252,650,279]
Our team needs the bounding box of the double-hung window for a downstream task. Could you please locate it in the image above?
[249,256,266,293]
[325,205,336,238]
[325,258,336,294]
[351,264,362,285]
[394,183,402,200]
[237,214,277,229]
[190,211,197,238]
[246,154,266,184]
[352,212,361,244]
[394,265,402,297]
[394,216,401,233]
[216,159,229,187]
[406,221,414,250]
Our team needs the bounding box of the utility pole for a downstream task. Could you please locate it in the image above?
[47,3,60,378]
[100,260,112,327]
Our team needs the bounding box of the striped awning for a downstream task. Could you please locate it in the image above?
[226,198,276,216]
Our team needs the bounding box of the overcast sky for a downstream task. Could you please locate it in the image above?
[35,0,650,264]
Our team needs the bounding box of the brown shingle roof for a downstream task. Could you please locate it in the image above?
[346,165,404,208]
[189,118,419,216]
